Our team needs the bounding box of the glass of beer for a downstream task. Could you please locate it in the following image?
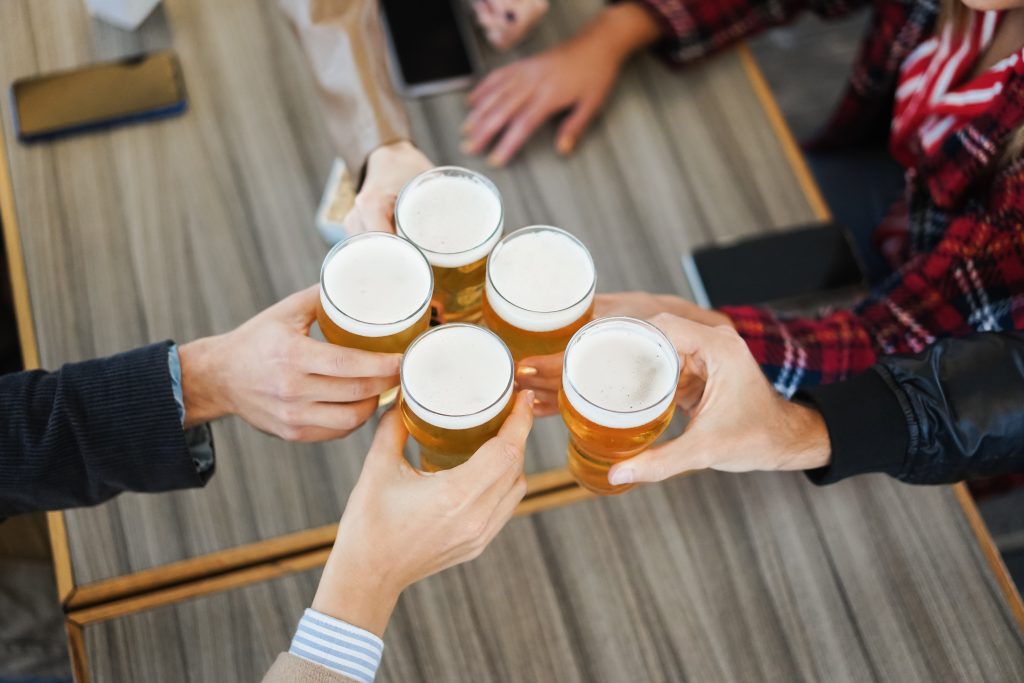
[317,232,433,404]
[400,324,515,471]
[559,317,680,495]
[482,225,596,362]
[395,166,503,324]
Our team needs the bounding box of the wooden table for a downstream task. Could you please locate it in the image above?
[1,0,1021,680]
[72,477,1024,682]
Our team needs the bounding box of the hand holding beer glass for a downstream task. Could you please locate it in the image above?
[559,317,680,494]
[180,286,402,443]
[400,324,516,471]
[396,167,503,323]
[483,225,596,361]
[605,314,831,486]
[317,232,434,405]
[313,392,533,637]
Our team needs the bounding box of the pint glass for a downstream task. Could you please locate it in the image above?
[395,167,503,324]
[482,225,595,361]
[559,317,680,495]
[400,324,515,471]
[317,232,433,353]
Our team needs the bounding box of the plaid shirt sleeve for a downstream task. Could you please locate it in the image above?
[723,210,1024,396]
[627,0,871,65]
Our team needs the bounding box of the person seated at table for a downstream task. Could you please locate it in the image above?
[0,286,398,516]
[600,314,1024,487]
[276,0,551,239]
[275,0,434,237]
[504,0,1024,396]
[262,391,534,683]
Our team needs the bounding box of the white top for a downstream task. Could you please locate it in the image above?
[563,318,679,429]
[396,168,503,268]
[402,324,514,431]
[320,233,432,337]
[486,226,595,332]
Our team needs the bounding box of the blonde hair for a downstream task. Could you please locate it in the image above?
[936,0,1024,164]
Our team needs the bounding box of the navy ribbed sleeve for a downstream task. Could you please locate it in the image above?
[0,341,214,515]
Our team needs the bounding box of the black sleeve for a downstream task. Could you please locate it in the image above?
[797,332,1024,485]
[0,342,214,516]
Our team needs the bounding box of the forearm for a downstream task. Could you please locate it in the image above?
[265,546,395,683]
[276,0,412,173]
[799,333,1024,485]
[0,343,211,515]
[588,4,665,62]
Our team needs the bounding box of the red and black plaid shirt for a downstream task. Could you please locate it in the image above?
[635,0,1024,395]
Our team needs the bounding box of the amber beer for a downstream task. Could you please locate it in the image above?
[559,317,680,495]
[400,324,515,471]
[316,232,433,353]
[482,225,595,361]
[395,167,503,324]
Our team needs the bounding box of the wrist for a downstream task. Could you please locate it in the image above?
[368,140,427,168]
[178,335,232,428]
[313,545,401,638]
[781,400,832,470]
[591,3,664,62]
[371,139,416,158]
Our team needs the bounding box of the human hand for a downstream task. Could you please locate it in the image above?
[595,292,734,328]
[343,141,433,235]
[178,285,401,441]
[311,390,534,635]
[606,314,831,486]
[515,353,562,417]
[473,0,549,51]
[516,293,733,416]
[462,4,662,166]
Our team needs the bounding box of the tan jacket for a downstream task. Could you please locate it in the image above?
[263,653,359,682]
[277,0,411,174]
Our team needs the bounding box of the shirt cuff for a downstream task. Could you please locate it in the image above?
[168,344,215,476]
[796,367,910,485]
[289,608,384,683]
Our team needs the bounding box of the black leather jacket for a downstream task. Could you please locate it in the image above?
[796,332,1024,485]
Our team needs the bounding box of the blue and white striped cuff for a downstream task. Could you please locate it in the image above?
[289,608,384,683]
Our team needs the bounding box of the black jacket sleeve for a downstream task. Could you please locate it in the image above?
[796,332,1024,485]
[0,342,214,516]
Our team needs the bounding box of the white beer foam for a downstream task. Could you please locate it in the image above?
[402,324,514,431]
[320,233,432,338]
[396,168,503,268]
[486,226,595,332]
[563,318,679,430]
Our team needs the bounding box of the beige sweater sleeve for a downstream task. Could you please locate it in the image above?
[277,0,411,173]
[262,652,363,683]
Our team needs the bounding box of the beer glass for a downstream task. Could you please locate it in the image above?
[317,232,433,405]
[395,166,503,324]
[559,317,680,495]
[482,225,595,361]
[400,324,515,471]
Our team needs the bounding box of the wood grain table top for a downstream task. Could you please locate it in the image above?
[1,0,1021,679]
[77,473,1024,682]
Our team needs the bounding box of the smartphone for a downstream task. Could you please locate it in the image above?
[381,0,478,97]
[11,51,187,142]
[682,223,866,308]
